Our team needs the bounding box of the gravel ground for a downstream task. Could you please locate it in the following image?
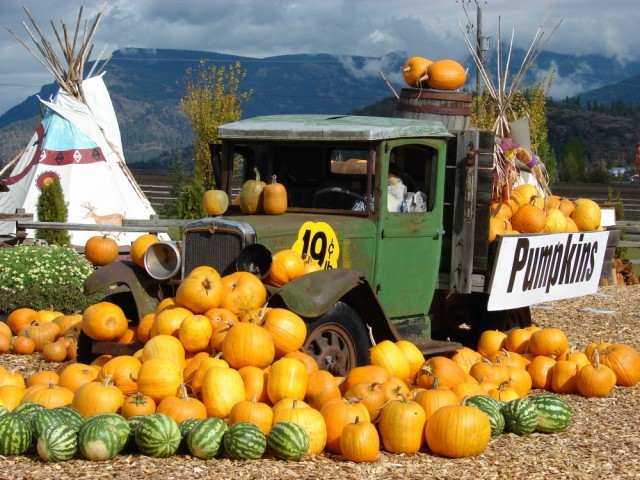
[1,284,640,480]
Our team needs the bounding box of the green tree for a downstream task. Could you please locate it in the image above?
[36,180,70,246]
[559,138,586,182]
[161,150,190,219]
[181,60,253,189]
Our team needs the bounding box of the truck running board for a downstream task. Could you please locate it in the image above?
[411,338,462,357]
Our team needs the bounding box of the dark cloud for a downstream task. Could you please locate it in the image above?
[1,0,638,114]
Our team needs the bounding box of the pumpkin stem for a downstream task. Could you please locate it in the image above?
[253,167,261,182]
[366,324,376,346]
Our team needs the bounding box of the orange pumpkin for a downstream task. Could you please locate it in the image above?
[179,314,213,353]
[97,355,142,396]
[81,302,128,342]
[263,175,288,215]
[219,271,267,317]
[265,249,306,288]
[84,234,119,266]
[136,358,184,402]
[571,198,601,231]
[7,308,39,335]
[401,56,433,87]
[121,392,156,418]
[426,59,466,90]
[261,308,307,358]
[130,233,159,268]
[511,204,547,233]
[221,321,275,369]
[176,266,223,314]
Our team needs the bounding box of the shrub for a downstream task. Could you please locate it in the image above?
[0,245,104,314]
[36,179,71,246]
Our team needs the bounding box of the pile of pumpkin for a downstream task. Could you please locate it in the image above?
[489,183,604,243]
[401,56,467,91]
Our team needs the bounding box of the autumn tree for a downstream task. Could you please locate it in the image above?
[472,74,558,184]
[181,60,252,189]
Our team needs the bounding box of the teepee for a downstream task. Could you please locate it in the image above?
[0,6,158,246]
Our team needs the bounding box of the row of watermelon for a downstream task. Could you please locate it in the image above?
[0,401,309,462]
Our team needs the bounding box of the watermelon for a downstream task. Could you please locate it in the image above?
[466,395,505,436]
[77,421,120,461]
[127,414,147,435]
[85,412,131,452]
[0,405,8,416]
[178,418,201,453]
[52,406,84,432]
[0,412,32,456]
[223,422,267,460]
[530,393,573,433]
[187,417,227,459]
[133,413,181,458]
[37,424,78,462]
[13,402,45,421]
[501,397,539,435]
[267,421,310,461]
[30,408,65,442]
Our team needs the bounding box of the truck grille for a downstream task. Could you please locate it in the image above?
[181,219,255,278]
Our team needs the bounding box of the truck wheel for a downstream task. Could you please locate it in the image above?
[303,302,370,377]
[76,330,98,365]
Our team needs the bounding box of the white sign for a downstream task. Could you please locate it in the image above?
[487,231,610,311]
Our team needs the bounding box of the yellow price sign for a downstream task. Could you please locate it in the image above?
[292,221,340,269]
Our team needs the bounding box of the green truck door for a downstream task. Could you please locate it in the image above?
[372,140,446,320]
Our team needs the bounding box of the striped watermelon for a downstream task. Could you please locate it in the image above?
[0,412,32,456]
[0,405,7,416]
[267,421,310,461]
[466,396,505,436]
[187,417,227,459]
[133,413,181,458]
[37,424,78,462]
[52,406,84,432]
[30,408,65,442]
[530,393,573,433]
[501,397,539,435]
[223,422,267,460]
[85,412,131,452]
[13,402,45,421]
[178,418,201,453]
[127,414,147,436]
[78,421,120,461]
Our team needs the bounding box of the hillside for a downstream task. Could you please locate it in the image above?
[1,47,639,169]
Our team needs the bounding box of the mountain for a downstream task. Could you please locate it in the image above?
[1,47,639,168]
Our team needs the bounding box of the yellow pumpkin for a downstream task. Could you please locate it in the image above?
[203,189,229,216]
[571,198,601,231]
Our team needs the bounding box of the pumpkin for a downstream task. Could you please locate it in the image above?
[12,335,35,355]
[228,393,273,436]
[544,208,568,233]
[261,308,307,358]
[7,307,40,335]
[0,333,10,355]
[178,314,213,353]
[81,302,128,342]
[26,370,59,387]
[425,404,491,458]
[267,357,309,405]
[0,384,25,412]
[156,384,207,424]
[136,358,184,402]
[239,167,266,214]
[320,397,370,454]
[130,233,159,268]
[97,355,142,396]
[21,381,73,409]
[343,365,391,392]
[551,358,580,394]
[263,175,288,215]
[284,351,319,376]
[339,416,379,463]
[121,392,157,418]
[394,340,425,382]
[450,346,482,374]
[221,321,275,369]
[378,393,426,454]
[477,330,507,357]
[265,249,306,288]
[19,322,60,352]
[368,329,411,381]
[469,357,511,386]
[344,382,386,422]
[401,56,432,87]
[141,334,186,368]
[71,375,125,417]
[527,355,556,390]
[599,343,640,387]
[577,350,617,397]
[237,365,270,404]
[84,234,119,266]
[150,306,191,338]
[203,189,229,216]
[42,340,68,362]
[175,266,223,314]
[304,370,341,411]
[412,380,459,420]
[511,204,547,233]
[528,328,569,357]
[53,314,83,338]
[489,217,507,243]
[220,271,268,317]
[504,328,533,354]
[58,363,100,393]
[201,366,246,418]
[426,59,466,90]
[416,356,467,389]
[571,198,601,231]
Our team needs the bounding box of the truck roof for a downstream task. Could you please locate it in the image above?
[218,114,453,142]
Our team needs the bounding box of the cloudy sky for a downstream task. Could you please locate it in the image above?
[1,0,638,116]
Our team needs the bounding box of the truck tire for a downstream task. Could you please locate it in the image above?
[484,306,532,332]
[303,302,370,377]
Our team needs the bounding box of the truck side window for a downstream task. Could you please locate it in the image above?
[388,145,435,213]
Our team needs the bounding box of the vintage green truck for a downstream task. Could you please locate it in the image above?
[81,114,615,374]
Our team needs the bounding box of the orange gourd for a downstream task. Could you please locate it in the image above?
[511,204,547,233]
[402,56,432,87]
[426,59,466,90]
[265,249,306,288]
[219,271,268,317]
[320,397,370,454]
[261,308,307,358]
[81,302,128,342]
[340,416,379,463]
[263,175,288,215]
[156,383,207,423]
[378,393,426,454]
[221,321,275,369]
[84,234,119,266]
[266,357,309,405]
[121,392,156,418]
[71,375,125,417]
[130,233,159,268]
[175,266,223,314]
[203,189,229,216]
[228,393,273,435]
[7,308,39,335]
[136,358,183,402]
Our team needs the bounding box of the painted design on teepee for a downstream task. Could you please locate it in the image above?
[0,5,159,246]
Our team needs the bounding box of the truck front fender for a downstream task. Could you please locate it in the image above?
[268,268,400,342]
[84,260,170,322]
